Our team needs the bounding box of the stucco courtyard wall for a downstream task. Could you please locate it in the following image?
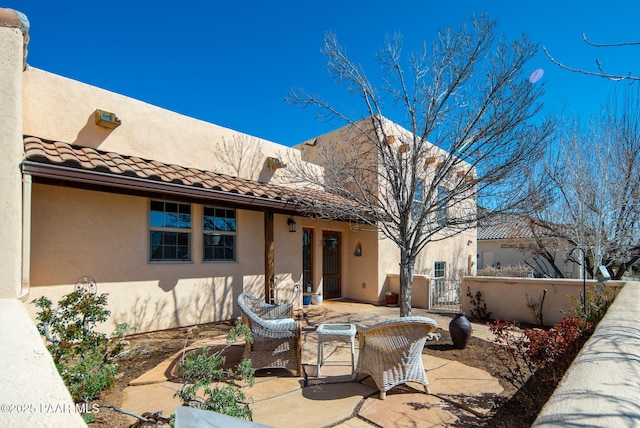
[0,11,24,298]
[462,276,623,326]
[533,280,640,427]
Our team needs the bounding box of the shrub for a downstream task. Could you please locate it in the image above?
[466,287,493,321]
[173,319,255,423]
[489,315,592,409]
[568,283,618,323]
[33,290,132,403]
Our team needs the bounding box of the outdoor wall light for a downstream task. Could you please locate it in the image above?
[94,109,121,129]
[354,242,362,257]
[287,216,296,233]
[267,157,287,172]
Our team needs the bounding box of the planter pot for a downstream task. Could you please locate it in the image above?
[449,313,473,349]
[386,294,399,306]
[302,294,312,307]
[311,294,323,305]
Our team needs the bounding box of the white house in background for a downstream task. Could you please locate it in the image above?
[478,212,578,278]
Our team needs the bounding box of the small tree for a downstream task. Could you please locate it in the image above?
[287,14,552,315]
[33,289,131,404]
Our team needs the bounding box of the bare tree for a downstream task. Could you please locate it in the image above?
[213,134,264,180]
[287,15,553,316]
[525,88,640,279]
[544,34,640,82]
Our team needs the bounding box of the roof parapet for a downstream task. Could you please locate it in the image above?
[0,8,30,70]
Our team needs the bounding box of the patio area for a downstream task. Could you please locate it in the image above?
[120,300,501,427]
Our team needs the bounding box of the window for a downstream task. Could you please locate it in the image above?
[203,206,236,261]
[411,181,425,219]
[434,262,446,279]
[436,187,448,226]
[149,200,191,261]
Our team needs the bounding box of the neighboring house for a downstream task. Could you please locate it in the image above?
[478,212,578,278]
[0,9,476,334]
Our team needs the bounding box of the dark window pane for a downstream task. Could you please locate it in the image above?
[165,202,178,214]
[163,246,175,259]
[177,233,188,245]
[164,232,176,245]
[204,247,213,259]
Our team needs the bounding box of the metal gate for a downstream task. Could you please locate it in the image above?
[429,278,461,312]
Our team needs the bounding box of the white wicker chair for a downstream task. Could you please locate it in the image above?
[237,293,302,376]
[355,316,438,399]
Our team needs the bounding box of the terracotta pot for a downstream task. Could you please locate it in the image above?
[449,313,472,349]
[386,294,399,306]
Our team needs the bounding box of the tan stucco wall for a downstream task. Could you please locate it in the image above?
[462,276,624,326]
[296,118,478,305]
[23,67,296,184]
[287,217,379,304]
[0,20,25,298]
[25,184,378,332]
[26,183,266,333]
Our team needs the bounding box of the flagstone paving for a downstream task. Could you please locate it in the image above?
[120,301,502,427]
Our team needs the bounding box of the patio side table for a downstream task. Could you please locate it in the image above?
[316,323,356,378]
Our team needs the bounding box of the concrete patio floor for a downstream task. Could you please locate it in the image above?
[121,300,501,427]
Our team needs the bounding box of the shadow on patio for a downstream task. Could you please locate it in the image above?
[119,300,502,427]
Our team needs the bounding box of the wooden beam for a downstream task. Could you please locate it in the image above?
[264,209,274,303]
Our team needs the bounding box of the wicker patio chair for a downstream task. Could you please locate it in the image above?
[355,316,438,399]
[237,293,302,376]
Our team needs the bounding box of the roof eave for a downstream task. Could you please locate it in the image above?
[22,160,296,211]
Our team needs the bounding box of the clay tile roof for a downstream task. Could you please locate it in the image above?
[477,213,536,240]
[21,136,360,216]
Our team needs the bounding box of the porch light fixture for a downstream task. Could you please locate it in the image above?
[287,216,296,232]
[94,109,121,129]
[354,242,362,257]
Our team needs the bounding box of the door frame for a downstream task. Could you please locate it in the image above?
[322,231,342,299]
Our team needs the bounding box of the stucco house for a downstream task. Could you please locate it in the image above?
[1,8,475,335]
[478,212,578,278]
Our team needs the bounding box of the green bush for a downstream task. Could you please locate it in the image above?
[33,291,132,403]
[173,319,255,423]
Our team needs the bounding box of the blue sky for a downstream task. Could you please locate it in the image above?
[7,1,640,146]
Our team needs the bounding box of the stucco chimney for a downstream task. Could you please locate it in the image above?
[0,8,29,298]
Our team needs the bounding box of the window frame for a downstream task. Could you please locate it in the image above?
[149,199,192,262]
[434,261,446,279]
[436,187,448,227]
[411,180,425,220]
[203,205,237,262]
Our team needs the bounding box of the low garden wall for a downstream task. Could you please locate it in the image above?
[532,280,640,426]
[461,276,623,326]
[0,299,86,427]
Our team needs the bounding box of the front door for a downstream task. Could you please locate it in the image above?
[322,231,341,299]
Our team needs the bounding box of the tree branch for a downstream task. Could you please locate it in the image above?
[543,46,640,82]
